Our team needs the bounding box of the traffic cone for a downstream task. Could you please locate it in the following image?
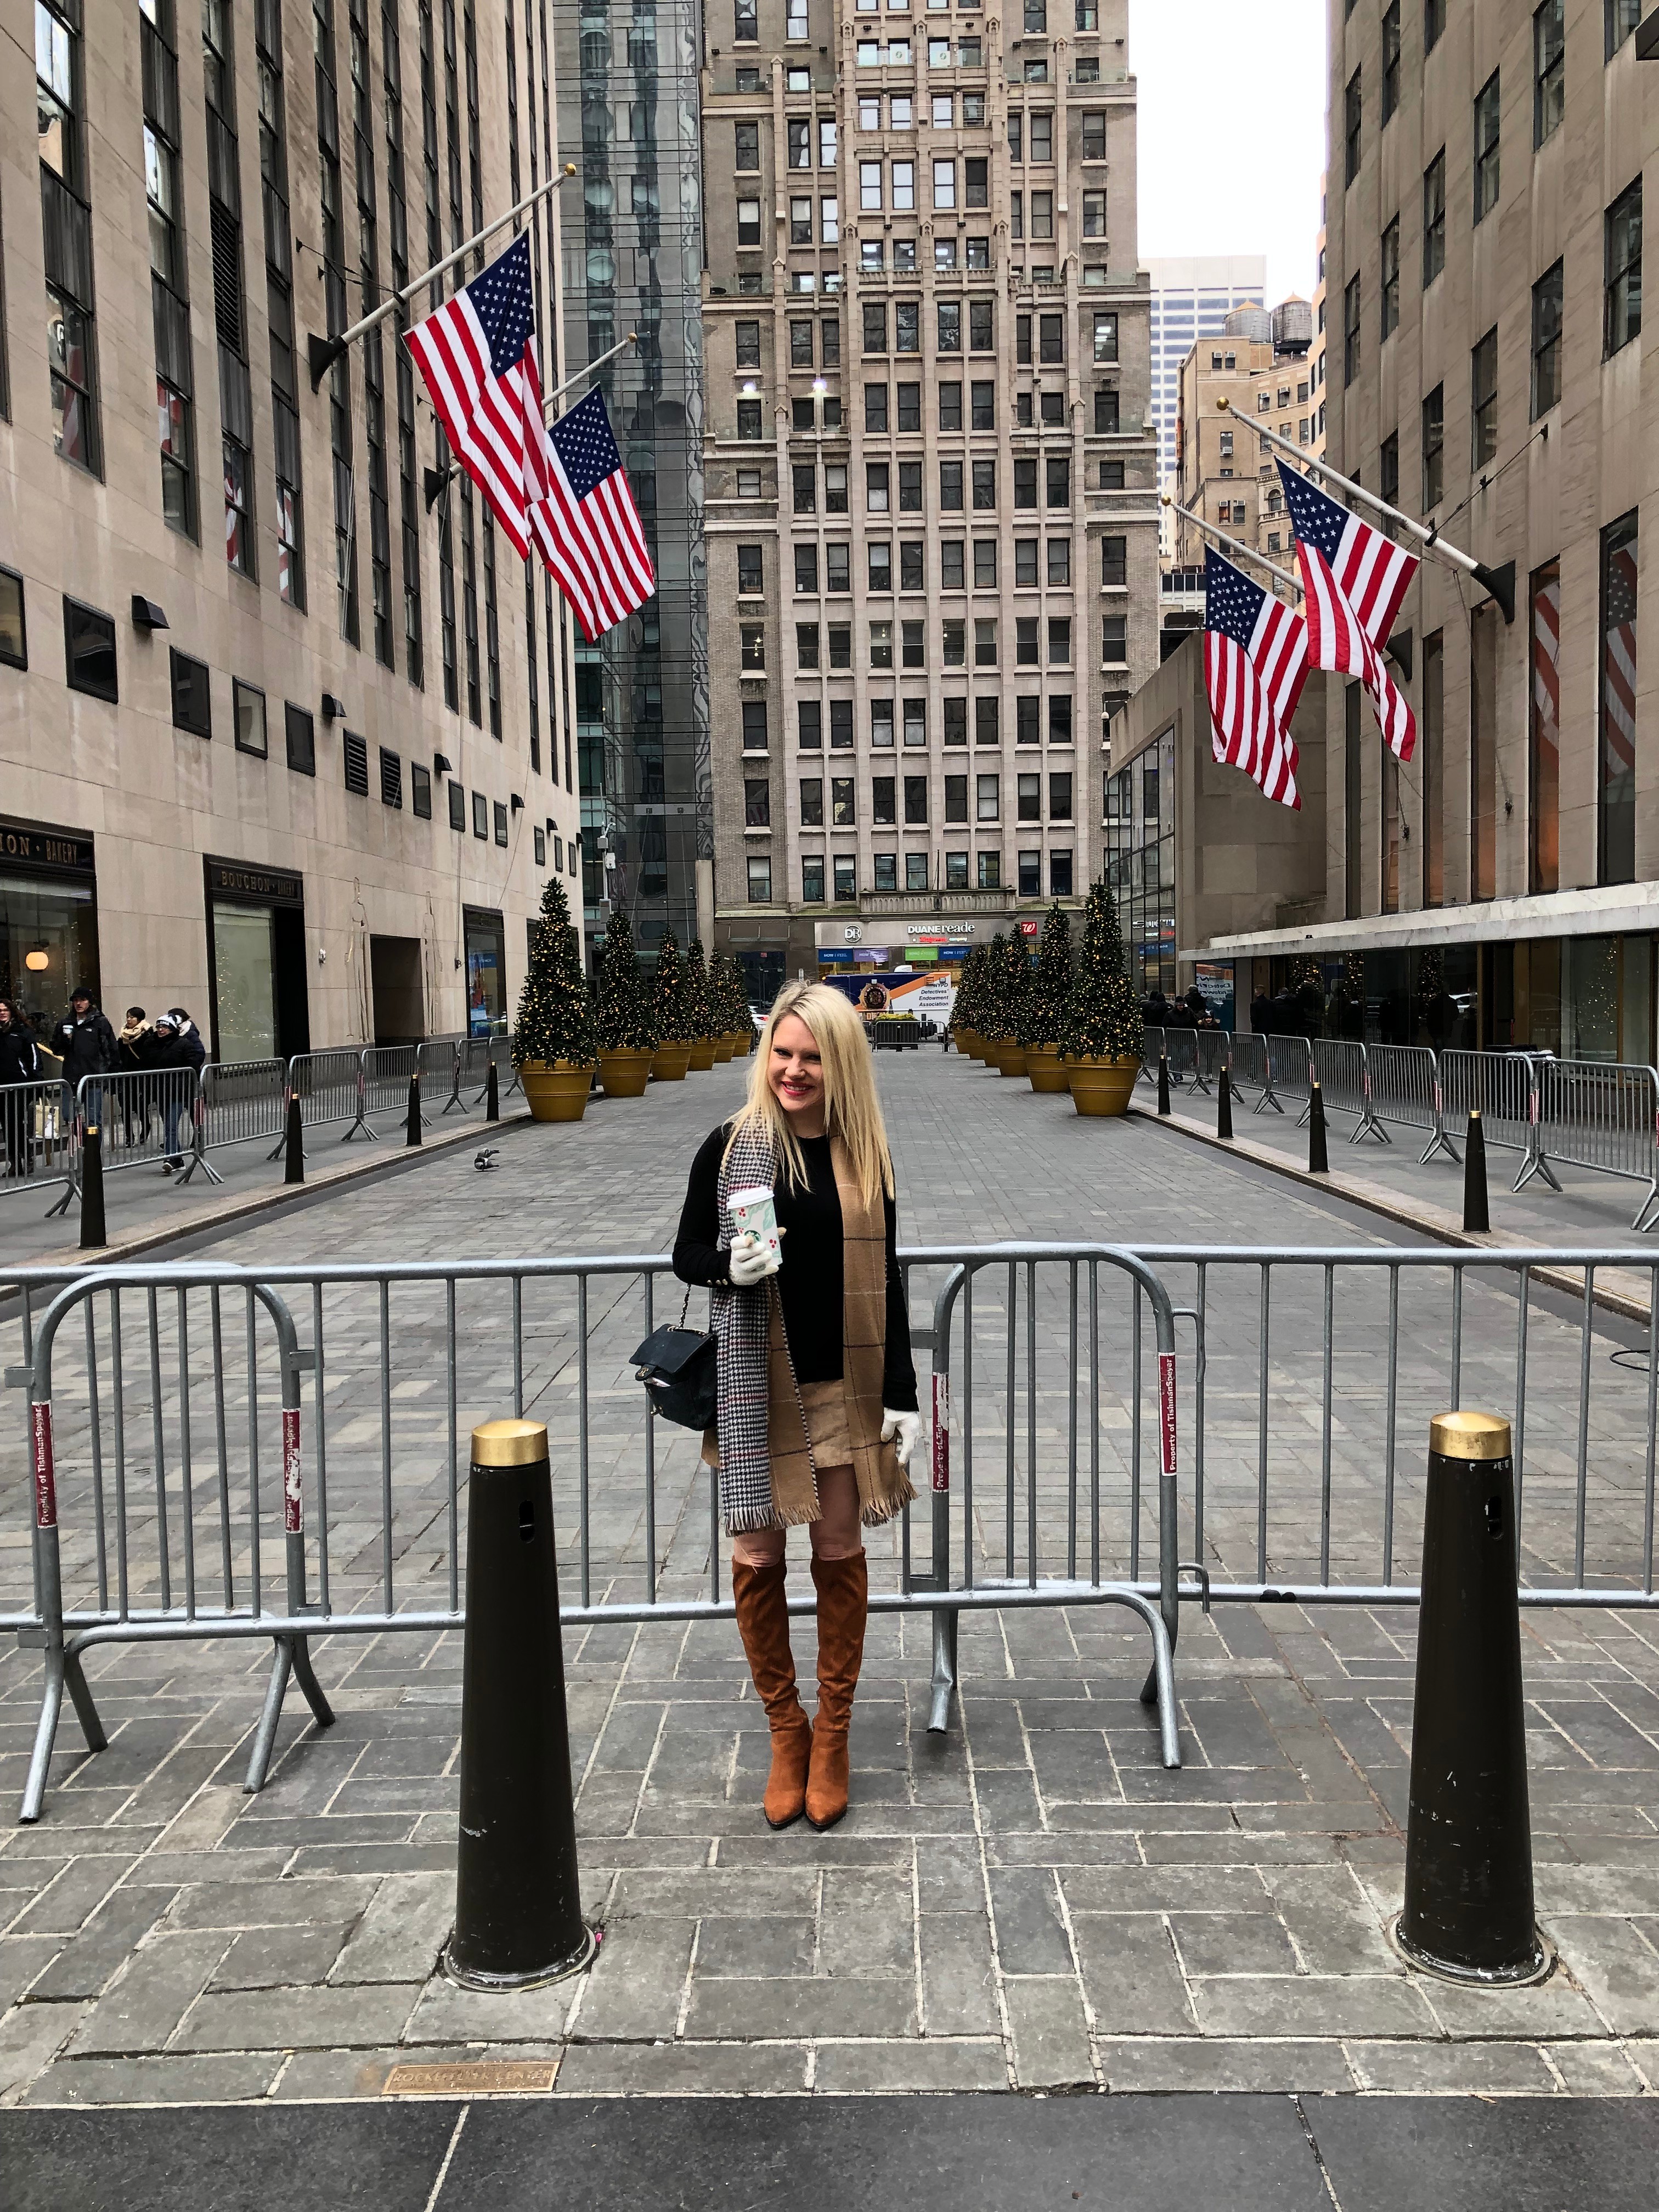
[1463,1108,1490,1232]
[1397,1410,1544,1983]
[1308,1081,1329,1173]
[443,1419,596,1989]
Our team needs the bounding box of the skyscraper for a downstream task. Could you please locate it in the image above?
[1146,255,1267,546]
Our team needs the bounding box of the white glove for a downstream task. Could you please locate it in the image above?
[881,1408,923,1469]
[727,1231,778,1288]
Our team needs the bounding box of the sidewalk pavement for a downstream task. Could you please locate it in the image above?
[0,1051,1656,2118]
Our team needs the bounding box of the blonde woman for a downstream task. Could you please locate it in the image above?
[673,981,922,1831]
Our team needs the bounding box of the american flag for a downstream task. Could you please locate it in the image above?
[1203,546,1309,810]
[1604,536,1638,778]
[1279,461,1418,761]
[404,234,553,565]
[1533,568,1561,769]
[530,388,656,641]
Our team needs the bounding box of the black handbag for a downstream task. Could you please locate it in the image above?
[631,1291,718,1430]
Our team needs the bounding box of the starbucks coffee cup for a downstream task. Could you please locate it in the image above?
[727,1185,781,1269]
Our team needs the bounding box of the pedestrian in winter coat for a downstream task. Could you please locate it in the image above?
[117,1008,154,1146]
[0,1000,40,1176]
[48,989,119,1127]
[146,1016,204,1171]
[673,981,921,1834]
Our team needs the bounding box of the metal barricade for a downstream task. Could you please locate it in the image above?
[1224,1032,1269,1106]
[1304,1038,1384,1142]
[1,1243,1185,1820]
[80,1069,205,1183]
[196,1059,287,1170]
[1264,1033,1311,1118]
[0,1079,76,1202]
[360,1045,421,1122]
[276,1048,371,1155]
[1440,1048,1536,1164]
[459,1036,494,1107]
[1364,1042,1457,1163]
[1161,1028,1200,1090]
[1136,1026,1165,1086]
[1190,1029,1246,1101]
[1535,1058,1659,1230]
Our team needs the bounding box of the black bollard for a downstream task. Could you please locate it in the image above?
[1463,1107,1490,1233]
[80,1124,107,1250]
[486,1059,500,1122]
[443,1419,596,1989]
[1308,1081,1329,1174]
[283,1094,304,1186]
[1397,1411,1544,1983]
[1156,1053,1171,1116]
[405,1074,422,1147]
[1217,1061,1234,1141]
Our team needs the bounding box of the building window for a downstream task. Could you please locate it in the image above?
[1471,327,1498,467]
[1600,510,1639,884]
[736,196,761,246]
[493,801,509,848]
[63,597,116,701]
[1017,772,1041,822]
[977,850,1000,890]
[285,702,316,776]
[1380,219,1400,338]
[144,0,196,535]
[233,679,268,758]
[1532,260,1564,414]
[448,778,465,831]
[1422,384,1444,505]
[1344,67,1361,185]
[1608,0,1642,59]
[1018,850,1041,898]
[1473,71,1500,223]
[1381,1,1401,122]
[1342,274,1361,385]
[1380,432,1399,506]
[800,776,823,827]
[170,650,211,737]
[1423,149,1446,287]
[411,763,431,818]
[742,699,769,751]
[977,773,999,822]
[0,571,27,669]
[380,748,403,809]
[737,544,764,595]
[1102,616,1127,665]
[1426,0,1445,50]
[747,856,772,901]
[833,855,856,901]
[1534,0,1564,145]
[38,0,102,473]
[1606,179,1643,357]
[744,778,771,827]
[802,855,825,902]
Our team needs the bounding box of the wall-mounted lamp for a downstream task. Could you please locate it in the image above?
[321,692,347,723]
[130,595,168,633]
[433,753,454,776]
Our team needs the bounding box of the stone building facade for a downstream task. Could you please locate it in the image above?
[1173,314,1317,573]
[1,0,583,1059]
[699,0,1161,994]
[1187,0,1659,1059]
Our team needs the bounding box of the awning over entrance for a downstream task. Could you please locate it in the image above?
[1185,882,1659,964]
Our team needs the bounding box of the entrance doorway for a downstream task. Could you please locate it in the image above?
[370,935,426,1045]
[462,907,507,1038]
[0,817,100,1034]
[204,859,310,1065]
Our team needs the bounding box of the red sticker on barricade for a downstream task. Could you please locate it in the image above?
[1158,1353,1177,1478]
[283,1406,303,1533]
[930,1373,950,1493]
[32,1402,57,1530]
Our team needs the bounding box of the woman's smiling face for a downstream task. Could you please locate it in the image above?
[767,1012,826,1127]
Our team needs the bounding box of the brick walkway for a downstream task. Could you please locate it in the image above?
[2,1050,1657,2104]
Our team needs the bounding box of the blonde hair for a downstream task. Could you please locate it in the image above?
[724,980,895,1210]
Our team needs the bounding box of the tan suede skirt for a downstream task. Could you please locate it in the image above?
[701,1373,855,1479]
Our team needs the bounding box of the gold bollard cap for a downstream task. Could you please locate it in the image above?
[1429,1409,1511,1461]
[471,1418,550,1467]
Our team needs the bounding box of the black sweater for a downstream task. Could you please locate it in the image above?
[673,1122,918,1413]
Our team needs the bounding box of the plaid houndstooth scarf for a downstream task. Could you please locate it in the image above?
[712,1121,793,1534]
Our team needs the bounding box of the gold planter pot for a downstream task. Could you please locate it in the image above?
[650,1042,693,1082]
[520,1060,596,1123]
[595,1046,654,1099]
[997,1041,1028,1077]
[1068,1055,1142,1117]
[686,1038,718,1071]
[712,1035,737,1063]
[955,1028,980,1059]
[1025,1042,1069,1093]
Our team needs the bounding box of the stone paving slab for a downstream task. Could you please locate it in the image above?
[1,1052,1657,2106]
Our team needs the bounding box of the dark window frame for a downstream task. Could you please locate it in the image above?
[170,647,211,737]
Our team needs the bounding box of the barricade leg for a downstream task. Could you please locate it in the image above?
[174,1095,224,1187]
[1252,1067,1284,1116]
[441,1044,467,1114]
[19,1501,106,1824]
[927,1609,958,1735]
[1630,1179,1659,1233]
[246,1409,335,1792]
[1511,1138,1562,1198]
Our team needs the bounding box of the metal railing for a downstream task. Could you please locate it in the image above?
[1535,1060,1659,1231]
[12,1236,1659,1824]
[2,1244,1184,1820]
[0,1080,76,1200]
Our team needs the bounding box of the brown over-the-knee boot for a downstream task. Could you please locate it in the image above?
[732,1556,813,1829]
[805,1550,867,1831]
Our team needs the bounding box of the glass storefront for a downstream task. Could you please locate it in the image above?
[464,906,507,1039]
[0,817,99,1031]
[1104,729,1176,997]
[204,859,310,1065]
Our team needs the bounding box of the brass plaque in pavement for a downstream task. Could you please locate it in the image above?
[382,2061,557,2096]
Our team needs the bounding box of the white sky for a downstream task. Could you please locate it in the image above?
[1131,0,1329,308]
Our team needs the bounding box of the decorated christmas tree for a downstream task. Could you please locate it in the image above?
[1059,876,1143,1062]
[683,936,714,1037]
[950,945,983,1039]
[513,875,595,1068]
[1003,930,1032,1043]
[592,905,658,1052]
[652,926,692,1043]
[979,932,1011,1039]
[1018,904,1074,1049]
[716,952,749,1033]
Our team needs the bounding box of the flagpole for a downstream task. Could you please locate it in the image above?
[421,331,640,514]
[1162,495,1302,596]
[308,165,579,390]
[1216,397,1516,623]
